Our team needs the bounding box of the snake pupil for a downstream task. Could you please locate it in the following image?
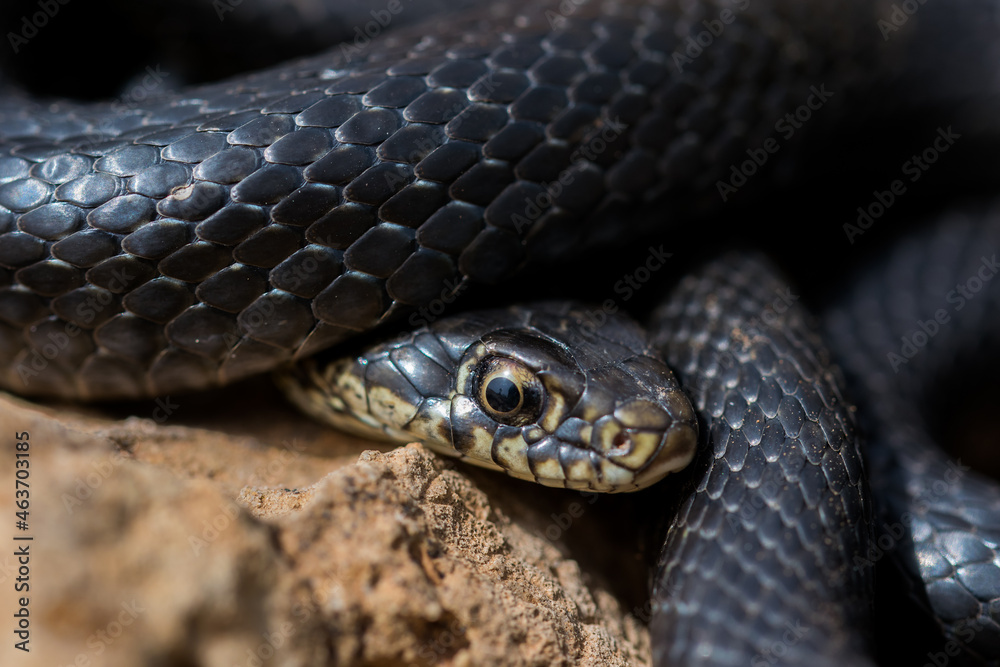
[485,377,521,413]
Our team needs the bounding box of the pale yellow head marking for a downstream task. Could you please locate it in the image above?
[608,430,663,470]
[492,430,531,476]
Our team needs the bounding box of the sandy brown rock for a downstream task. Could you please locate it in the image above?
[0,385,651,667]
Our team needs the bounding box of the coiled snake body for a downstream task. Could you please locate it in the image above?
[1,0,999,664]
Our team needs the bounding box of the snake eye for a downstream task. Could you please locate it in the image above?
[485,376,520,413]
[476,357,543,426]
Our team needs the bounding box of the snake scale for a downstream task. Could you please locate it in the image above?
[1,0,999,664]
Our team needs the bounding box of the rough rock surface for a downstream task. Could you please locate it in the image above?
[0,380,651,666]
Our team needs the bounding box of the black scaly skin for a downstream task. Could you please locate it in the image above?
[2,0,1000,665]
[648,254,874,666]
[0,0,876,400]
[826,207,1000,663]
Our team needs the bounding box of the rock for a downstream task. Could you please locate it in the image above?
[0,382,650,666]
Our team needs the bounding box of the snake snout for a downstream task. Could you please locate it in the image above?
[517,392,697,493]
[591,398,699,491]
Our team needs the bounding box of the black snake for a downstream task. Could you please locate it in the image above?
[1,0,999,664]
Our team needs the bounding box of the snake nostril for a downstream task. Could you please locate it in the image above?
[611,431,632,455]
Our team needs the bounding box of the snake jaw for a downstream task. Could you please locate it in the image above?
[627,421,699,490]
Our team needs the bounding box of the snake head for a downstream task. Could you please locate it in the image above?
[278,302,698,492]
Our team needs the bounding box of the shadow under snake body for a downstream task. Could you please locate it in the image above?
[0,0,998,664]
